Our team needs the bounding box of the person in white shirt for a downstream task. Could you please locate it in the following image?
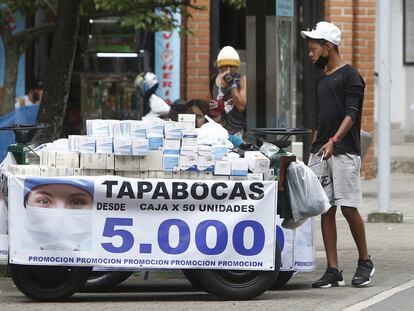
[15,80,44,109]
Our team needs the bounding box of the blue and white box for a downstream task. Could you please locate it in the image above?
[96,136,113,154]
[87,119,112,137]
[78,136,96,153]
[132,138,149,156]
[148,136,163,150]
[214,159,231,176]
[163,154,179,171]
[164,121,183,139]
[213,145,228,160]
[181,131,198,146]
[113,121,131,138]
[198,145,215,171]
[164,139,181,155]
[114,138,132,155]
[231,158,248,176]
[179,146,198,171]
[130,121,147,138]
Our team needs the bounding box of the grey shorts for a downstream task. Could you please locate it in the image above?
[308,153,362,209]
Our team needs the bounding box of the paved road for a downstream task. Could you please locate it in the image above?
[0,174,413,310]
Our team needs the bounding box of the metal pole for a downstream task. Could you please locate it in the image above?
[377,0,391,212]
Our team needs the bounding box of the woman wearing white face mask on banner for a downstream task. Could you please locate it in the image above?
[23,178,94,251]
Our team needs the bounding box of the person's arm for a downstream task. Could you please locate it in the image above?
[230,76,247,113]
[318,116,353,158]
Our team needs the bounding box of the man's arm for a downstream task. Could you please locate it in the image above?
[318,116,353,159]
[230,75,247,113]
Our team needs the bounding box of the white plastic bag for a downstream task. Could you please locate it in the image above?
[286,161,330,222]
[197,116,229,145]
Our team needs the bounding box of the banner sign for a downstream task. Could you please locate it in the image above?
[154,11,181,104]
[8,176,278,270]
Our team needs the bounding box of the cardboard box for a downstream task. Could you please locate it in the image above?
[214,159,231,176]
[106,154,115,170]
[55,152,80,168]
[40,167,59,177]
[96,136,113,154]
[230,176,247,181]
[179,146,198,171]
[157,171,173,179]
[88,119,111,137]
[199,171,214,179]
[180,171,191,179]
[113,138,132,155]
[145,118,164,137]
[40,151,56,167]
[80,153,107,169]
[114,155,140,171]
[132,138,149,156]
[212,175,230,180]
[8,164,41,176]
[190,171,201,179]
[148,136,163,150]
[231,158,248,176]
[73,168,82,175]
[264,168,276,181]
[172,170,180,179]
[146,150,163,171]
[148,171,158,178]
[140,171,149,178]
[122,171,141,178]
[244,151,271,174]
[68,135,82,152]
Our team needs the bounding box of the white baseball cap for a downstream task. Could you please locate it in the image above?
[301,21,341,46]
[216,46,241,68]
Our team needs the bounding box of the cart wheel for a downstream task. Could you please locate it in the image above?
[9,264,91,301]
[195,241,281,300]
[181,269,203,289]
[82,271,133,291]
[270,271,295,289]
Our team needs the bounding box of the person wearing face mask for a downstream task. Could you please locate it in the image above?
[23,178,94,251]
[301,22,374,288]
[15,80,44,109]
[211,46,247,138]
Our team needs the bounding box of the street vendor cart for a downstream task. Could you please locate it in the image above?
[0,123,315,301]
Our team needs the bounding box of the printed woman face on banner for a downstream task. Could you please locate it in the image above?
[23,178,94,251]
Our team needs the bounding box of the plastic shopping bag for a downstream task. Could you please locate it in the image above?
[286,161,330,222]
[197,116,229,146]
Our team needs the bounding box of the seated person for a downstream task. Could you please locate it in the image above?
[208,99,244,148]
[167,103,193,122]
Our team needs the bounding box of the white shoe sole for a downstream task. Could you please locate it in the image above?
[317,280,346,288]
[353,267,375,287]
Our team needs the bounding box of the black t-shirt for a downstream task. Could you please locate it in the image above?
[311,64,365,155]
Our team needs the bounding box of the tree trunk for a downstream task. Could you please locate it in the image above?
[1,44,20,115]
[37,0,81,141]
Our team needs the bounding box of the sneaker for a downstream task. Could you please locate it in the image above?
[312,267,346,288]
[352,259,375,287]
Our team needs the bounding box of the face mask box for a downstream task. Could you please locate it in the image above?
[164,139,181,155]
[87,119,111,137]
[247,173,264,181]
[146,118,165,137]
[164,121,183,139]
[172,170,180,179]
[231,158,248,176]
[68,135,82,152]
[85,169,108,176]
[199,171,214,179]
[40,151,56,167]
[132,138,149,156]
[130,121,147,139]
[244,151,271,174]
[163,154,179,171]
[114,155,140,171]
[181,131,198,146]
[264,168,275,181]
[178,114,196,130]
[212,175,230,180]
[179,146,198,171]
[123,171,141,178]
[96,136,113,154]
[213,145,228,160]
[40,167,59,177]
[78,136,96,153]
[55,152,80,168]
[113,121,131,138]
[198,145,215,171]
[190,171,201,179]
[180,171,191,179]
[113,138,132,155]
[214,159,231,176]
[148,136,163,150]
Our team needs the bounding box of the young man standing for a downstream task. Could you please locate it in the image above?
[301,21,374,288]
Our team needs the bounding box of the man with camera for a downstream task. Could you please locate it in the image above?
[211,46,247,138]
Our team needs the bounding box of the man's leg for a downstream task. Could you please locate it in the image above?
[340,206,369,260]
[321,206,338,268]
